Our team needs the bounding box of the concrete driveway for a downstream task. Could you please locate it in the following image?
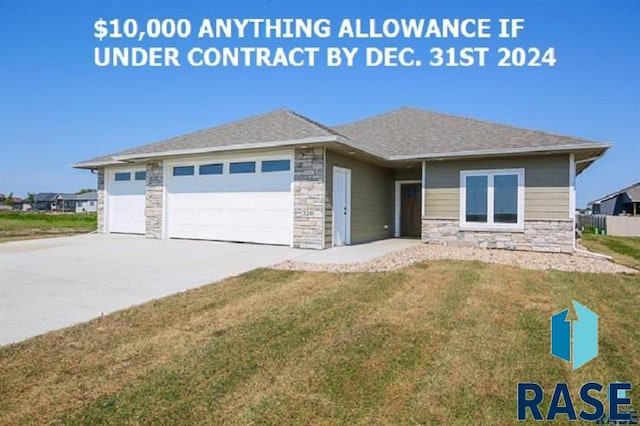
[0,234,297,345]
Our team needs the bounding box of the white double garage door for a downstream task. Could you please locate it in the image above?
[105,152,294,245]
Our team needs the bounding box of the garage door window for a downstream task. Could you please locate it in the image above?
[230,162,256,174]
[262,159,290,172]
[135,171,146,181]
[199,163,223,175]
[114,172,131,181]
[173,166,195,176]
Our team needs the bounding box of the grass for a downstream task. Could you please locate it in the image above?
[580,234,640,270]
[0,212,96,240]
[1,261,638,424]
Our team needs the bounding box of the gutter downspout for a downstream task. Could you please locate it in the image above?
[573,154,613,260]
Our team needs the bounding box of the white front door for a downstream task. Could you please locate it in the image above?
[332,166,351,246]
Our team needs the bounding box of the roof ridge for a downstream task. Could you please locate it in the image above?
[331,106,411,129]
[287,110,350,139]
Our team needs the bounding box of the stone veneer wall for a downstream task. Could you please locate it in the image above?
[422,218,574,253]
[293,148,325,249]
[96,169,105,233]
[145,161,164,239]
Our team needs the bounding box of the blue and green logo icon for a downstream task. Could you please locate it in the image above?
[551,300,598,370]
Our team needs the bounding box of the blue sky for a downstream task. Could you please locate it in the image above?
[0,0,637,207]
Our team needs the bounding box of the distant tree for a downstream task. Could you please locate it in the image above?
[5,192,14,207]
[26,192,36,206]
[76,188,96,195]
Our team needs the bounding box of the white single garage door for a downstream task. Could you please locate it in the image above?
[106,168,146,234]
[166,153,293,245]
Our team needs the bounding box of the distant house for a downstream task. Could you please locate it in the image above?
[74,191,98,213]
[32,192,98,212]
[33,193,77,211]
[588,182,640,216]
[0,194,24,210]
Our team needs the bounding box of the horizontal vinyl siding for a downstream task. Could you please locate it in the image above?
[326,150,395,244]
[425,154,570,221]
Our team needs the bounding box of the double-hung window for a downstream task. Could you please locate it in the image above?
[460,168,524,230]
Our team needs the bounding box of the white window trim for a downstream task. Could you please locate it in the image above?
[459,168,525,232]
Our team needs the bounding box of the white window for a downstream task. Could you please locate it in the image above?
[460,168,524,231]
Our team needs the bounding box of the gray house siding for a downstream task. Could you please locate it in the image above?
[325,150,395,245]
[422,154,573,252]
[598,194,633,216]
[424,154,570,221]
[598,197,616,215]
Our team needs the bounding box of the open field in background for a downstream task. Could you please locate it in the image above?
[0,212,96,242]
[581,234,640,270]
[1,261,638,424]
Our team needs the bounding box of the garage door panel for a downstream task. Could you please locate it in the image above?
[169,224,290,245]
[170,206,291,227]
[169,176,290,193]
[170,209,291,229]
[107,174,146,234]
[166,158,293,245]
[169,192,290,210]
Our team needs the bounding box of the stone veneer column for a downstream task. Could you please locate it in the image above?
[145,160,164,239]
[293,148,325,249]
[96,169,105,233]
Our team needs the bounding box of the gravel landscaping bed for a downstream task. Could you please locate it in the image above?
[275,244,637,274]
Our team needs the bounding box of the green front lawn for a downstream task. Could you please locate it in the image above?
[580,234,640,270]
[1,262,638,424]
[0,212,96,241]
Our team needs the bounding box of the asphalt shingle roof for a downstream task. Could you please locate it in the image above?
[34,193,76,202]
[80,109,341,165]
[76,107,606,167]
[73,191,98,201]
[590,182,640,204]
[333,107,600,158]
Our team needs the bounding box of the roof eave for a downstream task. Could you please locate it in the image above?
[386,143,612,162]
[74,139,611,170]
[114,135,344,161]
[74,134,389,168]
[73,160,127,170]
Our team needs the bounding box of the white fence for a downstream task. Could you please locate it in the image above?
[606,216,640,237]
[577,214,640,237]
